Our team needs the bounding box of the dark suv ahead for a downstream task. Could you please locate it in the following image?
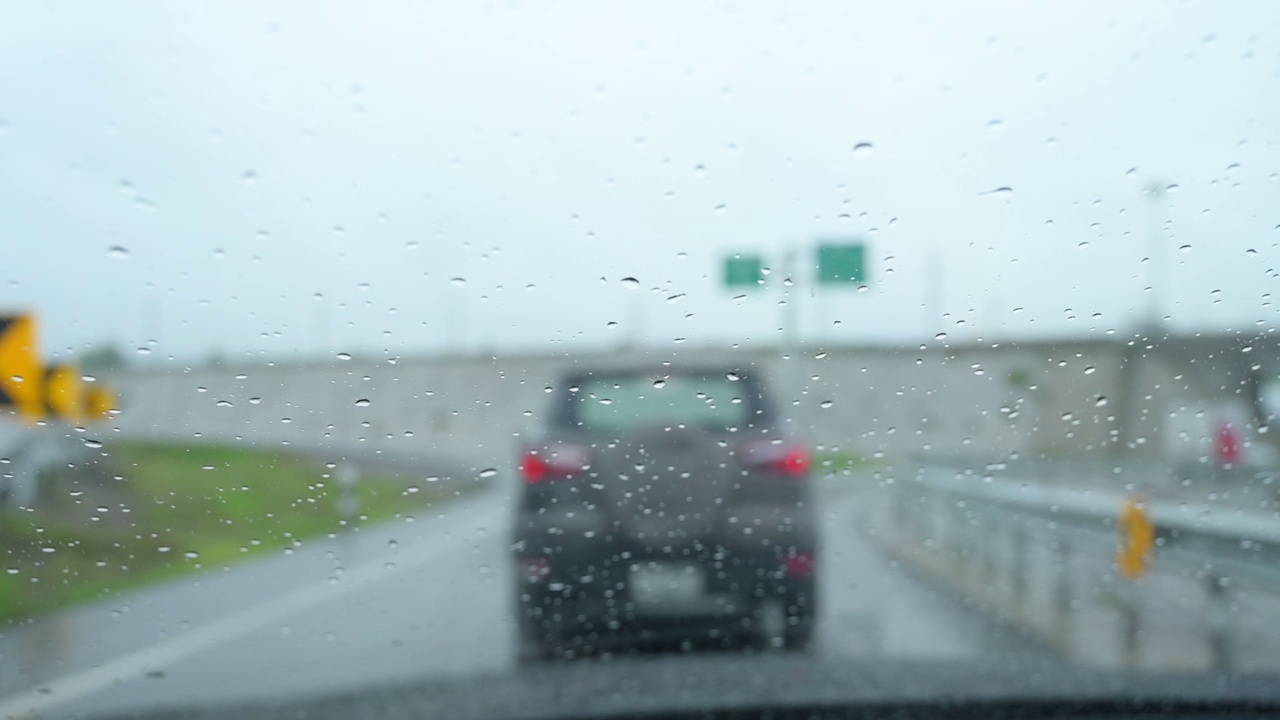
[512,365,817,660]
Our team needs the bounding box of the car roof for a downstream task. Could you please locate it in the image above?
[560,364,763,383]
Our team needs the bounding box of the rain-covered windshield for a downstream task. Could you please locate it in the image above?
[3,2,1280,720]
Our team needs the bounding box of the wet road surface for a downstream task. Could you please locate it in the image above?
[0,474,1056,720]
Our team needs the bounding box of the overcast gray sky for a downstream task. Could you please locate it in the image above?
[2,1,1277,364]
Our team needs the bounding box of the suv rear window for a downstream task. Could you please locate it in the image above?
[566,373,765,433]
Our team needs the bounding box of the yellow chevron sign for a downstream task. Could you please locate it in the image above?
[85,386,116,420]
[0,314,43,420]
[0,315,117,424]
[44,364,85,422]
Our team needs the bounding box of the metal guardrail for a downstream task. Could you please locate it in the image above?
[886,464,1280,670]
[912,464,1280,587]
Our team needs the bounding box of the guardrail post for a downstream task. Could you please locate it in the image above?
[1052,537,1072,648]
[1120,581,1141,668]
[951,501,967,570]
[892,486,907,537]
[980,512,997,589]
[1010,521,1028,615]
[925,494,941,553]
[1205,573,1235,672]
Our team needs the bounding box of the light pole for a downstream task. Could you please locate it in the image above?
[1143,180,1167,334]
[780,246,800,351]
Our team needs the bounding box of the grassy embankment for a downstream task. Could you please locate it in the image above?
[0,443,453,623]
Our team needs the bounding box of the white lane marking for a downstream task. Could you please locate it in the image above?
[0,506,504,719]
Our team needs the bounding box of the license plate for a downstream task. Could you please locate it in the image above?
[630,562,705,607]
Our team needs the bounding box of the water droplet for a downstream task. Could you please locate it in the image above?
[1125,168,1137,177]
[108,245,129,259]
[935,332,948,341]
[478,468,498,478]
[819,400,834,409]
[1165,183,1180,193]
[852,142,874,158]
[986,118,1004,131]
[1084,366,1097,375]
[981,187,1014,200]
[135,347,152,355]
[215,400,233,407]
[335,352,352,360]
[83,438,103,449]
[620,277,640,289]
[1179,244,1192,252]
[355,398,371,407]
[248,397,262,404]
[450,277,466,286]
[653,379,667,388]
[1095,396,1108,407]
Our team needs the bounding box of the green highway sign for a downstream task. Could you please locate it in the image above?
[723,254,764,289]
[817,242,866,285]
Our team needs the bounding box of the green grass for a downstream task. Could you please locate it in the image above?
[0,443,455,624]
[813,451,876,476]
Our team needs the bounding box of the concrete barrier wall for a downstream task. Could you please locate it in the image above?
[100,338,1245,472]
[97,332,1280,476]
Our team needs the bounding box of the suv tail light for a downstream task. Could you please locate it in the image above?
[520,442,592,484]
[740,439,811,478]
[518,557,552,583]
[784,551,815,578]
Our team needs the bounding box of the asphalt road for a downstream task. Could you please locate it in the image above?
[0,474,1058,720]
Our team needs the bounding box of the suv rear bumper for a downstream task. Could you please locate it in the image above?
[516,560,816,645]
